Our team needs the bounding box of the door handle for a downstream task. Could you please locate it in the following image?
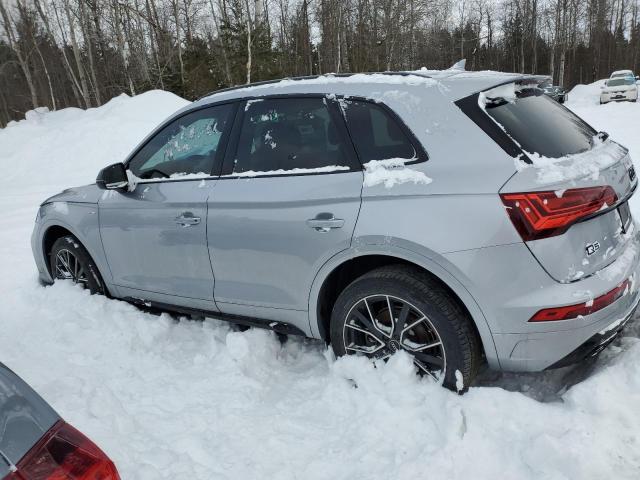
[306,213,345,232]
[175,212,201,226]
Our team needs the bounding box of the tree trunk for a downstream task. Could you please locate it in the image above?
[79,0,101,105]
[63,0,92,107]
[244,0,253,83]
[0,2,39,108]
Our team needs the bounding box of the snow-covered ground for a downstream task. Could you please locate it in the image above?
[1,85,640,479]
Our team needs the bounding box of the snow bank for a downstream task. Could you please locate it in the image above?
[1,91,640,479]
[567,79,607,106]
[1,282,640,479]
[0,90,189,196]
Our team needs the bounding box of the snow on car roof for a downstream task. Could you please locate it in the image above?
[611,70,634,77]
[196,69,548,107]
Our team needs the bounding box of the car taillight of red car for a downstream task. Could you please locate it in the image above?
[4,420,120,480]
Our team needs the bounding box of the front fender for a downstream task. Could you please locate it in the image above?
[307,240,501,370]
[34,202,113,289]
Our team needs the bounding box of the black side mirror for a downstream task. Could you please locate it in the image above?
[96,163,128,190]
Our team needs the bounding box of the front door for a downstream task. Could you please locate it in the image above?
[99,103,236,310]
[207,96,363,329]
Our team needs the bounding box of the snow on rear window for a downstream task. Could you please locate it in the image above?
[517,135,628,184]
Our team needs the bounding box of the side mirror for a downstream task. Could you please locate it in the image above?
[96,163,128,190]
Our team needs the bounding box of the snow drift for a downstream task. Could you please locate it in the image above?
[1,89,640,479]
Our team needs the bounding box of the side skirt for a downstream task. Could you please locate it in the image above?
[123,296,308,337]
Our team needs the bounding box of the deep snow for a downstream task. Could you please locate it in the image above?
[0,86,640,479]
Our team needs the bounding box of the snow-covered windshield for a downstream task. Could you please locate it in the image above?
[484,89,595,158]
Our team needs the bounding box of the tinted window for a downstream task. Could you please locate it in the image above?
[341,100,416,162]
[129,104,233,179]
[485,89,595,158]
[233,98,353,174]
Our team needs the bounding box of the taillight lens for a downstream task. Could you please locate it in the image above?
[500,186,618,241]
[530,278,630,322]
[5,420,120,480]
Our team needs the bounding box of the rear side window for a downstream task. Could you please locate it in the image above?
[484,89,595,158]
[340,100,417,162]
[232,97,355,174]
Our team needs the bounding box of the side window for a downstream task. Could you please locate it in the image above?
[341,100,417,162]
[233,97,354,175]
[129,104,234,179]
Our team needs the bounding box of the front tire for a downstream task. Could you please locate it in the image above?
[50,236,105,294]
[330,266,482,391]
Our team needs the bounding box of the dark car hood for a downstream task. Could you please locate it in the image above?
[0,363,59,473]
[42,183,103,206]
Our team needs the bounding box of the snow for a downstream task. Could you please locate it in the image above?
[230,165,350,178]
[478,82,518,105]
[518,136,628,184]
[205,73,438,100]
[1,87,640,479]
[168,172,213,180]
[363,158,433,188]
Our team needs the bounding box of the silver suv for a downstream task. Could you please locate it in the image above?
[31,71,640,390]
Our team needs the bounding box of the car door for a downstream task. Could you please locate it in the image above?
[99,102,236,311]
[207,96,363,329]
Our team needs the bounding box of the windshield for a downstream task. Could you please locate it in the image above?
[484,89,595,158]
[607,78,634,86]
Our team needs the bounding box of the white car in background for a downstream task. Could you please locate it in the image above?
[600,76,638,104]
[610,69,635,79]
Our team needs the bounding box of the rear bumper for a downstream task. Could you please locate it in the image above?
[492,290,639,371]
[489,241,640,372]
[444,226,640,372]
[547,299,638,369]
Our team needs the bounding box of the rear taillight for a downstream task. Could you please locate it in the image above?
[530,278,630,322]
[5,420,120,480]
[500,186,618,241]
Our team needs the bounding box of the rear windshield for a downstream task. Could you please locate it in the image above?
[484,89,595,158]
[607,78,634,86]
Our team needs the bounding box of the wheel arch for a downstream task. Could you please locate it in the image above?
[42,225,75,275]
[308,245,501,369]
[40,220,113,295]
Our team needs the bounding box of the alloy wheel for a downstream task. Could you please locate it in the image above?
[342,294,446,379]
[54,248,88,286]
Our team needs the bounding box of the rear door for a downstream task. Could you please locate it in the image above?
[481,87,637,282]
[99,103,236,310]
[207,96,363,327]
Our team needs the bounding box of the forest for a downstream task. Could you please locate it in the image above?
[1,0,639,126]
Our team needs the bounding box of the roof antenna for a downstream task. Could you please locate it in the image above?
[449,59,466,71]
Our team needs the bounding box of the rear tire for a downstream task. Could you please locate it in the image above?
[329,265,482,391]
[50,236,105,295]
